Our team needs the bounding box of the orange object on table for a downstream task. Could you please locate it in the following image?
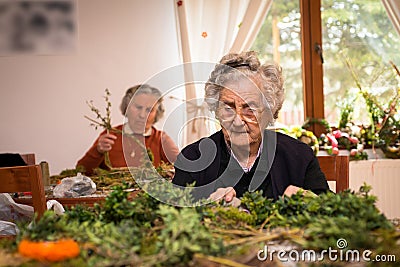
[18,239,80,262]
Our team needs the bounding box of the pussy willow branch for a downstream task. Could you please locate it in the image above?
[388,61,400,112]
[376,62,400,133]
[85,89,114,169]
[85,92,112,130]
[85,89,151,171]
[104,88,112,128]
[390,61,400,77]
[343,56,386,112]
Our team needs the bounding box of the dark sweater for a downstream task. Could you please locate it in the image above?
[172,130,329,200]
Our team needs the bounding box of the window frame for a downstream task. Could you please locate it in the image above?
[300,0,326,135]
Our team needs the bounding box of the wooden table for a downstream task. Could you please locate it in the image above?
[14,195,106,208]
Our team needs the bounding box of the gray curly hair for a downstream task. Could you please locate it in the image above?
[205,51,285,121]
[120,84,165,123]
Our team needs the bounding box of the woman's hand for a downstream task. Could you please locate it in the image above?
[283,185,317,197]
[96,133,117,154]
[209,187,236,203]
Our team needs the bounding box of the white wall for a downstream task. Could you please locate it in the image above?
[0,0,182,175]
[350,159,400,219]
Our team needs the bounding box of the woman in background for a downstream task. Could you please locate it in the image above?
[77,84,179,175]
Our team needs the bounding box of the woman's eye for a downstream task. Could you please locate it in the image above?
[225,106,234,112]
[244,107,256,113]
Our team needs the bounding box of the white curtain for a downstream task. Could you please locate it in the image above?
[174,0,272,144]
[382,0,400,36]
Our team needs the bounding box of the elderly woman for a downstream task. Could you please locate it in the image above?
[77,84,179,175]
[172,51,329,202]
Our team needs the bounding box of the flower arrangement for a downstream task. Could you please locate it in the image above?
[319,129,368,160]
[294,119,368,160]
[278,126,319,155]
[337,59,400,159]
[308,59,400,160]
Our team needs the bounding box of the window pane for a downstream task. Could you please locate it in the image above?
[322,0,400,125]
[251,0,303,126]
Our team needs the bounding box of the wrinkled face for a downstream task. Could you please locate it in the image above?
[217,77,269,150]
[126,93,159,134]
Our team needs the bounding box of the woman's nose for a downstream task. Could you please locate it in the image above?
[232,112,246,126]
[139,109,147,118]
